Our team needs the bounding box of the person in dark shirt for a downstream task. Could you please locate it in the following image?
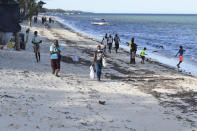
[92,45,104,81]
[114,34,120,53]
[34,16,37,23]
[175,46,185,68]
[130,37,137,64]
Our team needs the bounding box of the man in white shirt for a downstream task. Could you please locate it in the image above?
[32,31,42,62]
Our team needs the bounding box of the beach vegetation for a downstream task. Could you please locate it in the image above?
[40,8,92,14]
[17,0,46,19]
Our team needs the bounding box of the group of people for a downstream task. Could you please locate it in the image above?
[129,37,147,64]
[32,31,62,77]
[28,16,38,27]
[92,34,185,81]
[42,16,54,24]
[41,16,47,24]
[30,16,62,77]
[30,19,185,80]
[100,34,147,65]
[28,16,48,27]
[101,34,120,54]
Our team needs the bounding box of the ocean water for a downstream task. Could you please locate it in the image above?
[48,13,197,75]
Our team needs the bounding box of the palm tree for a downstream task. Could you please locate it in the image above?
[17,0,45,18]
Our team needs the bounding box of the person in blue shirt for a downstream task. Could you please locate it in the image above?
[50,40,62,77]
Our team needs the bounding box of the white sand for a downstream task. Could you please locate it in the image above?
[0,18,196,131]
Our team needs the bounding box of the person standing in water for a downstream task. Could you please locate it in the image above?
[101,34,108,53]
[107,35,113,53]
[50,40,62,77]
[114,34,120,53]
[140,47,147,64]
[32,31,42,62]
[92,45,104,81]
[129,37,137,64]
[175,45,185,68]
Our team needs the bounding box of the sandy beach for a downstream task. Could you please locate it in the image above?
[0,17,197,131]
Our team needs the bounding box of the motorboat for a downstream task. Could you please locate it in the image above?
[91,19,108,25]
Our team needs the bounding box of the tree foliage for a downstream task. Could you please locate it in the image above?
[17,0,46,18]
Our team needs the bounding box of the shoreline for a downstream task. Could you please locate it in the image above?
[0,16,197,130]
[47,19,197,129]
[54,16,196,77]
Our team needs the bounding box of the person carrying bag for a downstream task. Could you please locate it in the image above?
[91,45,105,81]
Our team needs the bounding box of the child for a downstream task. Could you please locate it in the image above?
[140,47,146,64]
[175,46,185,68]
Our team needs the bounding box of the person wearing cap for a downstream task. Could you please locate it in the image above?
[50,40,62,77]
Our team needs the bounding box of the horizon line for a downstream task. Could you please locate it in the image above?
[44,8,197,15]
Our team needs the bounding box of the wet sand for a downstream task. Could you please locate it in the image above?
[0,17,196,130]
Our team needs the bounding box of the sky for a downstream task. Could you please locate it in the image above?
[44,0,197,14]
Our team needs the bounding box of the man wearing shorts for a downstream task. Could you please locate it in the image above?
[176,46,185,68]
[32,31,42,62]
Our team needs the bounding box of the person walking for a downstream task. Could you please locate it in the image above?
[107,35,113,53]
[101,34,108,53]
[42,17,44,24]
[175,45,185,68]
[129,37,137,64]
[92,45,104,81]
[129,38,133,63]
[140,47,147,64]
[28,17,32,27]
[114,34,120,53]
[50,40,62,77]
[49,17,52,23]
[34,16,37,23]
[32,31,42,62]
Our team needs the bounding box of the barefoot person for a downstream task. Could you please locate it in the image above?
[175,45,185,68]
[140,47,146,64]
[107,35,113,53]
[92,45,104,81]
[50,40,62,77]
[32,31,42,62]
[114,34,120,53]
